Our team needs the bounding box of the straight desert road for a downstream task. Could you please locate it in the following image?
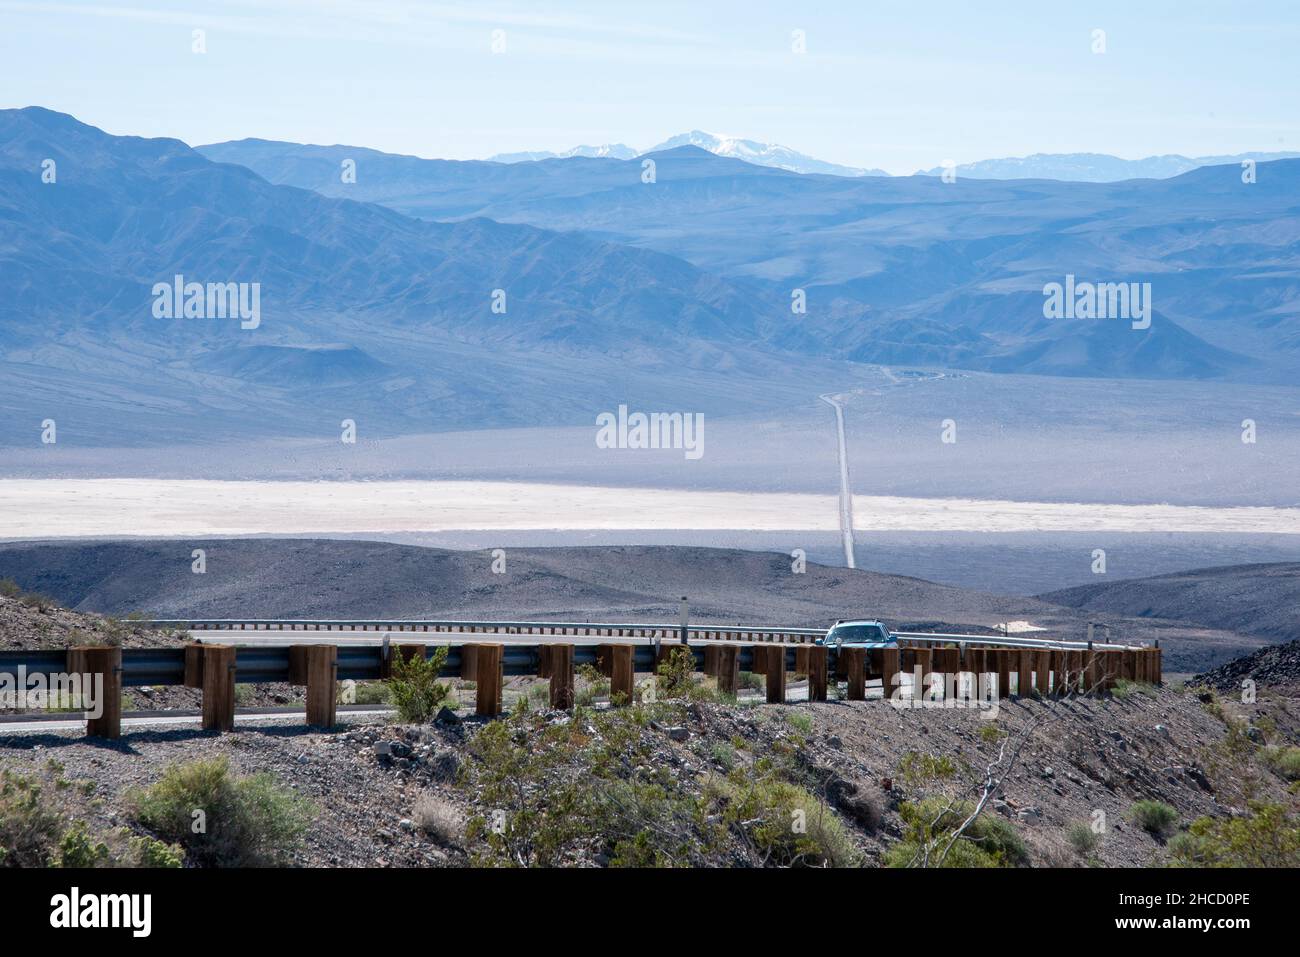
[2,480,1300,536]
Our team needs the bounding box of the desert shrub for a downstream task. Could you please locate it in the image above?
[715,773,858,867]
[349,681,392,706]
[885,798,1029,868]
[1066,821,1101,857]
[0,770,62,866]
[898,751,957,789]
[413,793,465,845]
[131,756,311,867]
[978,723,1005,744]
[0,579,56,613]
[655,646,697,699]
[56,820,111,867]
[785,711,813,735]
[1262,746,1300,781]
[387,646,451,723]
[1128,800,1179,838]
[710,742,737,771]
[1112,678,1154,699]
[575,663,610,707]
[464,704,729,867]
[1166,802,1300,867]
[129,835,184,868]
[738,671,764,691]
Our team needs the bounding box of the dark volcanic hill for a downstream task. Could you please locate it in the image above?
[1042,563,1300,645]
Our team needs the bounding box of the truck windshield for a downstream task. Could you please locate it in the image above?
[829,624,886,643]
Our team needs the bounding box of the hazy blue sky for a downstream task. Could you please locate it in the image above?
[2,0,1297,173]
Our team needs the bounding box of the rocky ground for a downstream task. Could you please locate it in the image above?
[2,673,1295,867]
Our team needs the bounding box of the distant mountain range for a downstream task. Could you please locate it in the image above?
[916,151,1300,182]
[484,132,1295,183]
[2,106,1298,445]
[487,130,888,177]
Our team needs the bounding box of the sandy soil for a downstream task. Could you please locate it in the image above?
[3,479,1299,538]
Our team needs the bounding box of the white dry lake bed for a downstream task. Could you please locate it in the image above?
[2,479,1299,538]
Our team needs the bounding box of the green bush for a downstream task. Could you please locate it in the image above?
[785,711,814,735]
[1128,800,1179,838]
[1263,746,1300,781]
[387,646,451,723]
[1066,821,1100,857]
[716,773,859,867]
[710,741,736,771]
[0,770,62,866]
[885,798,1029,868]
[349,681,392,706]
[56,820,114,867]
[131,756,311,867]
[898,751,957,789]
[655,646,697,699]
[1167,802,1300,867]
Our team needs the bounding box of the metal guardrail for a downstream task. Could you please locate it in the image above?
[139,619,1146,651]
[140,618,825,643]
[0,643,772,686]
[891,631,1143,651]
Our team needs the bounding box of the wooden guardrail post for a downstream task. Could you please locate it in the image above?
[1069,650,1085,694]
[1016,650,1033,697]
[843,647,866,701]
[881,647,901,702]
[201,644,236,732]
[750,645,768,675]
[996,650,1012,699]
[807,646,827,702]
[1121,649,1136,682]
[766,647,787,704]
[475,644,503,716]
[912,648,932,702]
[794,646,810,674]
[1084,647,1102,693]
[717,645,739,695]
[288,645,309,685]
[183,643,204,688]
[549,644,575,709]
[305,645,337,727]
[71,647,121,740]
[935,647,959,701]
[703,645,719,678]
[1035,649,1051,695]
[965,647,984,700]
[460,644,478,683]
[610,644,634,705]
[1049,649,1066,696]
[594,644,615,678]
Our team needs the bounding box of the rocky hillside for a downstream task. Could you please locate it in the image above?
[1193,640,1300,694]
[1042,563,1300,645]
[2,664,1296,868]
